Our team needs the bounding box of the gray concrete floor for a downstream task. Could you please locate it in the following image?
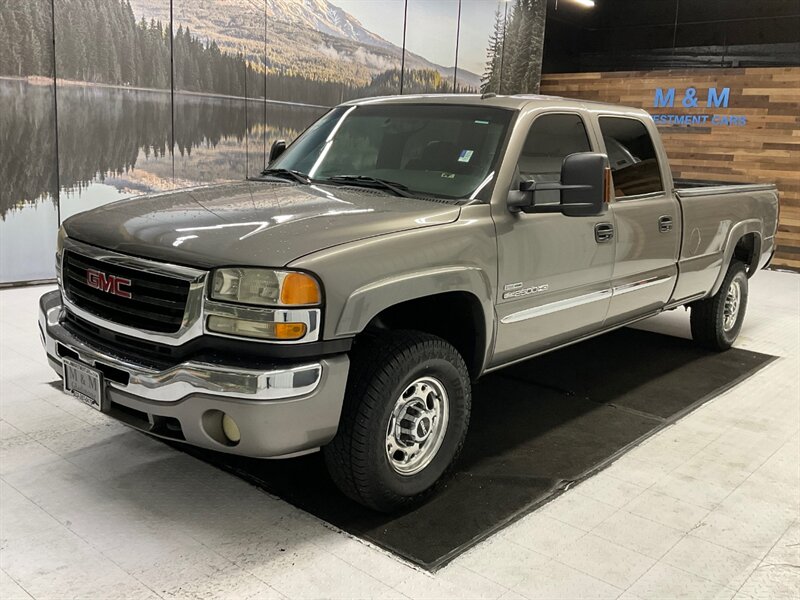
[1,270,798,599]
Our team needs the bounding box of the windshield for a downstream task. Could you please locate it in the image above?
[270,103,514,200]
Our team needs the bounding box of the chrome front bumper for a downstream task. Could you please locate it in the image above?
[39,290,349,457]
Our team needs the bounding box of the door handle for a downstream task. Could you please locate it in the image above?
[658,215,673,233]
[594,222,614,243]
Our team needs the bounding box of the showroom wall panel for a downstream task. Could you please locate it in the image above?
[543,0,800,73]
[0,0,59,284]
[0,0,530,285]
[402,1,461,93]
[53,0,175,223]
[172,0,250,184]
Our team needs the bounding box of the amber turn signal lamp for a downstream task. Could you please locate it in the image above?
[603,167,613,203]
[274,322,307,340]
[280,272,321,305]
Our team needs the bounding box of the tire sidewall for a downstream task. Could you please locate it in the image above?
[717,267,748,346]
[368,353,470,497]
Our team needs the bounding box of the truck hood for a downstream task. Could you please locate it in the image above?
[63,181,461,269]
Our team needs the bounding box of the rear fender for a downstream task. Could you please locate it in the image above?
[709,220,762,296]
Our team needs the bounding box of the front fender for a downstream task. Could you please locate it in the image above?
[288,203,499,371]
[335,266,495,339]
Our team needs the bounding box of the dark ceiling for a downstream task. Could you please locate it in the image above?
[542,0,800,73]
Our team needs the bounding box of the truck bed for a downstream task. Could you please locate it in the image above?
[670,178,779,302]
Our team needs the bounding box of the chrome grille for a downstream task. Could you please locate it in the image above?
[62,251,190,333]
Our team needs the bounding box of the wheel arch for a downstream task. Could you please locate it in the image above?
[335,267,494,379]
[709,222,762,297]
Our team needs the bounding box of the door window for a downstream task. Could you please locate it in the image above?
[517,113,591,203]
[598,117,664,197]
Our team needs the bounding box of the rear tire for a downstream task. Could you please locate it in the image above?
[323,330,471,512]
[690,260,748,351]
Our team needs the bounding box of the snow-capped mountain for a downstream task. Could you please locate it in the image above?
[127,0,481,88]
[266,0,394,50]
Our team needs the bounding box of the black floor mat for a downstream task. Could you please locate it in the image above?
[174,328,775,570]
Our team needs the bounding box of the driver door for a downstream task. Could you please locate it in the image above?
[490,112,616,367]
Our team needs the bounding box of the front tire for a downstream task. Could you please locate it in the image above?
[323,331,471,512]
[690,260,749,351]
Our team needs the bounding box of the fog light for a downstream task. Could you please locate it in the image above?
[221,413,241,444]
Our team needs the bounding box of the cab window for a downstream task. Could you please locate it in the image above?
[517,113,591,203]
[598,117,664,197]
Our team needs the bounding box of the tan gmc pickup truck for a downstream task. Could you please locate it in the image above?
[39,94,779,511]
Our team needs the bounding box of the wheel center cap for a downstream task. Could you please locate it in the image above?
[397,405,434,444]
[415,416,432,441]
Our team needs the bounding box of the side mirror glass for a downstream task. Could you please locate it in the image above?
[269,139,287,164]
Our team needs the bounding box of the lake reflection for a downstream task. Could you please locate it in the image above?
[0,80,326,283]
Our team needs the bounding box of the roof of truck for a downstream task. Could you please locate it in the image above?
[342,93,649,117]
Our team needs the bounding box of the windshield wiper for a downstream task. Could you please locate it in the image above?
[259,168,310,184]
[324,175,414,198]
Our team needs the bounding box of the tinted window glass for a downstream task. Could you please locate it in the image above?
[272,104,514,200]
[599,117,664,197]
[517,113,591,203]
[518,113,591,180]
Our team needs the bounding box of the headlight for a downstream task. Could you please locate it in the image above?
[210,268,321,307]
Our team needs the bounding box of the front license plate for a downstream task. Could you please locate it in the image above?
[63,358,103,411]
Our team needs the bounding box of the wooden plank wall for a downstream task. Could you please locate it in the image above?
[540,67,800,271]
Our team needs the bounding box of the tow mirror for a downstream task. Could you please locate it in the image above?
[508,152,610,217]
[268,139,287,164]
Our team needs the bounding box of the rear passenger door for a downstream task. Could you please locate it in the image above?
[598,116,680,325]
[491,112,616,366]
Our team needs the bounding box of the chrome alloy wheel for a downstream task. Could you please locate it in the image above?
[723,279,741,332]
[385,376,449,475]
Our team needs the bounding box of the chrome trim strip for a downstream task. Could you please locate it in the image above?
[40,291,322,402]
[611,276,672,296]
[500,276,672,325]
[63,238,207,279]
[500,289,612,324]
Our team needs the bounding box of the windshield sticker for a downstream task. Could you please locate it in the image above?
[458,149,474,163]
[441,172,455,179]
[474,120,490,125]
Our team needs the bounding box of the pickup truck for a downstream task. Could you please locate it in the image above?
[39,94,779,511]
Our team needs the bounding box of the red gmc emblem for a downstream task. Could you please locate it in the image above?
[86,268,132,299]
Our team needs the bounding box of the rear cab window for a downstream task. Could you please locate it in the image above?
[598,117,664,198]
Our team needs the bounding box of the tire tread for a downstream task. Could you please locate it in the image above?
[324,330,470,511]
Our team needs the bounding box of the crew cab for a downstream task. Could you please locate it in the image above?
[39,94,779,511]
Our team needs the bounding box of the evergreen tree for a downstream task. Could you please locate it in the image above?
[482,0,547,95]
[481,6,504,94]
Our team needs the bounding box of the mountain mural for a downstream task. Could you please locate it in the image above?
[127,0,481,89]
